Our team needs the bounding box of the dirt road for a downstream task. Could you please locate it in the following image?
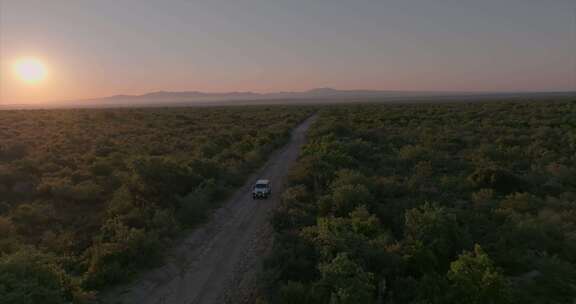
[105,115,316,304]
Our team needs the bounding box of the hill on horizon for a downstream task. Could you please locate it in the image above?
[2,88,574,109]
[84,87,462,104]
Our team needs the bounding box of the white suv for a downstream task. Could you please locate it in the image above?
[252,179,271,199]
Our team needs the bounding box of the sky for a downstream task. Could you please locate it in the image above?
[0,0,575,104]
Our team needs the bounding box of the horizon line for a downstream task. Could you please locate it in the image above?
[3,87,574,106]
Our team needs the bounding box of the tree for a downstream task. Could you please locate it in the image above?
[348,206,380,237]
[10,203,55,239]
[278,281,315,304]
[498,192,541,215]
[404,203,469,267]
[446,245,512,304]
[127,156,200,207]
[0,216,19,254]
[468,167,529,194]
[317,253,375,304]
[0,249,89,304]
[327,184,375,216]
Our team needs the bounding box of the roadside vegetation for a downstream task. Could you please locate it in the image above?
[0,106,312,303]
[265,100,576,304]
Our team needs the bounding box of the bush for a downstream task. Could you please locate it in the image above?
[265,101,576,303]
[404,203,469,265]
[84,222,162,289]
[316,253,375,304]
[0,143,28,161]
[468,168,529,194]
[446,245,512,304]
[0,249,89,304]
[326,184,374,216]
[0,216,19,254]
[277,281,314,304]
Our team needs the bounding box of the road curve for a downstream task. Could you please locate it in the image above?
[104,115,317,304]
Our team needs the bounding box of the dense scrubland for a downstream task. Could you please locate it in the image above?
[0,106,312,302]
[265,101,576,304]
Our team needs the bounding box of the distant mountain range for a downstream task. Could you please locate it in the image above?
[82,87,463,105]
[2,88,574,109]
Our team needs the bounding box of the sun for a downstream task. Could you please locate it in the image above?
[14,57,47,84]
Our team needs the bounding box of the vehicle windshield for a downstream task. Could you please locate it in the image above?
[255,184,267,189]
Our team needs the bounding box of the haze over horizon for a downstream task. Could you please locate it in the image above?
[1,0,575,104]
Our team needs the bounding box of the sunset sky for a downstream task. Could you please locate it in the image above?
[1,0,574,104]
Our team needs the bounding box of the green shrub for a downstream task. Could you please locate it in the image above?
[446,245,512,304]
[266,102,576,303]
[0,249,89,304]
[317,253,375,304]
